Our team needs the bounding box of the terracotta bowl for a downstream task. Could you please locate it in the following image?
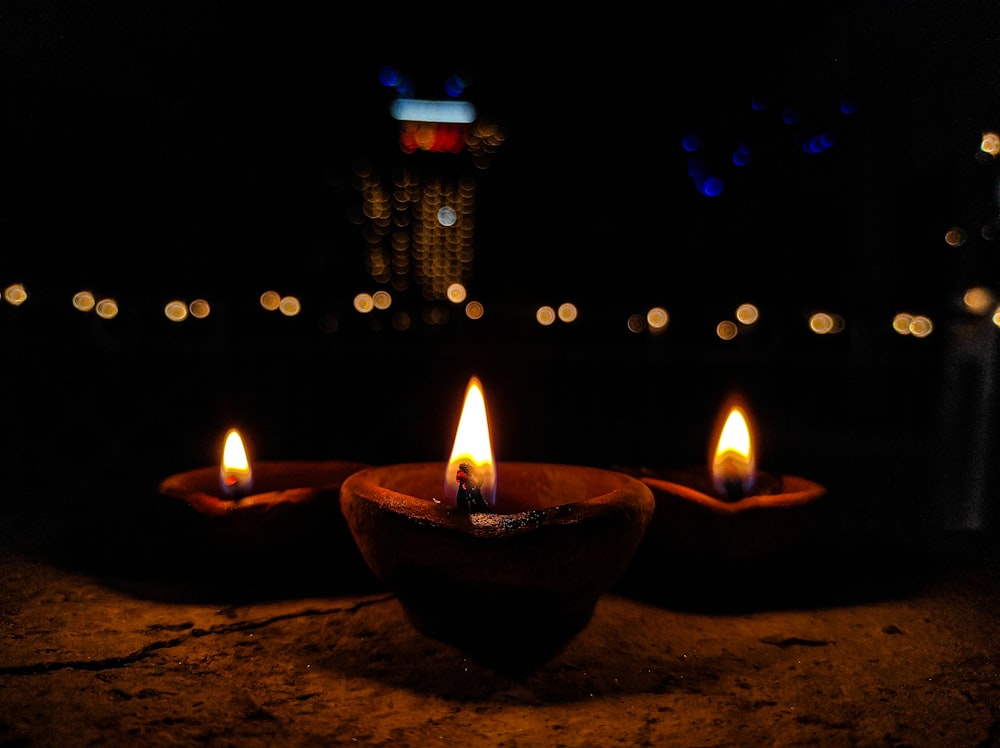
[340,462,655,647]
[635,465,827,561]
[155,460,371,582]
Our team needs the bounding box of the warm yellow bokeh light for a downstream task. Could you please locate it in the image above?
[72,290,95,312]
[963,287,995,315]
[716,320,738,340]
[372,290,392,310]
[646,307,669,331]
[809,312,834,334]
[808,312,846,334]
[4,283,27,306]
[260,291,281,311]
[909,315,933,337]
[735,303,759,325]
[164,300,188,322]
[278,296,301,317]
[557,303,578,323]
[981,131,1000,157]
[536,306,556,326]
[464,300,483,320]
[95,298,118,320]
[945,227,967,247]
[447,283,467,303]
[354,293,375,313]
[892,313,914,334]
[189,299,210,319]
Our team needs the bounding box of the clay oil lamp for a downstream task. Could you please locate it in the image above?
[157,428,369,579]
[633,395,827,564]
[340,376,655,651]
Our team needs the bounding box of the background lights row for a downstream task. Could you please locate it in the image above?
[536,303,579,326]
[4,282,1000,339]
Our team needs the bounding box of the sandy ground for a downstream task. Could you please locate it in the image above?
[1,503,999,748]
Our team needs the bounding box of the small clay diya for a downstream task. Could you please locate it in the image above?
[339,461,655,647]
[636,464,827,561]
[157,459,371,581]
[628,395,827,563]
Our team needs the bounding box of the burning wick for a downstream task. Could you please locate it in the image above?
[711,403,755,503]
[220,428,253,500]
[456,462,492,514]
[720,476,745,502]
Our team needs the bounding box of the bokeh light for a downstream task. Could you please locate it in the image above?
[72,290,95,312]
[464,300,483,320]
[536,306,556,326]
[980,131,999,157]
[164,300,188,322]
[892,312,933,337]
[260,291,281,311]
[945,226,968,247]
[95,298,118,320]
[735,303,759,325]
[278,296,301,317]
[646,307,669,332]
[189,299,210,319]
[962,286,996,315]
[716,320,738,340]
[557,303,578,323]
[808,312,846,334]
[4,283,27,306]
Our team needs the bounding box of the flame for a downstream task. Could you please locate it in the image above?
[710,402,756,498]
[443,376,496,508]
[220,428,253,498]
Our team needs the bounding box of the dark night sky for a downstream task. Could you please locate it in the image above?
[4,2,998,308]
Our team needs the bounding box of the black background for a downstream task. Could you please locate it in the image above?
[1,2,999,539]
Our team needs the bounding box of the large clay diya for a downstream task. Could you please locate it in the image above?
[627,395,827,564]
[340,377,655,649]
[156,429,370,582]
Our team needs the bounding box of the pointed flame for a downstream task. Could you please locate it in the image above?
[220,428,253,498]
[710,402,756,499]
[443,376,496,508]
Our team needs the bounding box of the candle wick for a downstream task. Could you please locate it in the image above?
[722,477,744,502]
[456,463,491,513]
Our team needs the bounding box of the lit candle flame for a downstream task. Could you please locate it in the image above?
[710,403,756,500]
[443,376,496,509]
[220,428,253,498]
